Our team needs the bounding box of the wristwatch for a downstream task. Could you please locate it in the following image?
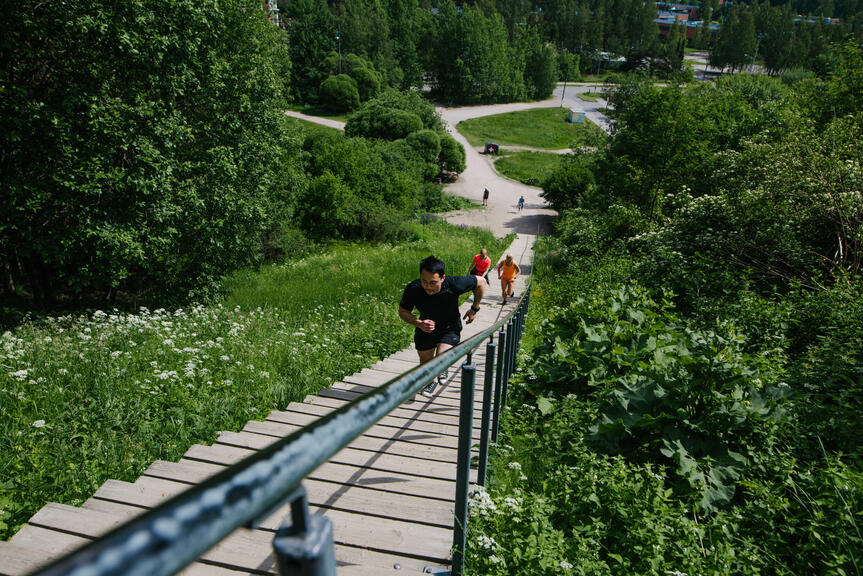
[470,305,481,312]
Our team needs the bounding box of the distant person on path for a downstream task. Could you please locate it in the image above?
[482,188,490,206]
[468,248,492,285]
[399,255,486,396]
[518,195,525,211]
[497,253,521,305]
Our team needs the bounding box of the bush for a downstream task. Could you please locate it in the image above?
[350,65,382,102]
[541,154,597,211]
[405,130,441,163]
[437,133,466,173]
[524,284,787,512]
[319,74,360,112]
[345,105,423,140]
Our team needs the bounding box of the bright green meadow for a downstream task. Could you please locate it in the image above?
[0,220,511,540]
[494,151,563,187]
[457,108,606,150]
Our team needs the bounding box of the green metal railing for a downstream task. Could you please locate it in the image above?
[30,288,532,576]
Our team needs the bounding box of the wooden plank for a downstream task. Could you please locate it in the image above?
[91,479,452,563]
[304,394,487,428]
[81,499,446,576]
[0,540,64,576]
[282,402,485,441]
[264,410,462,450]
[218,429,476,477]
[303,395,484,429]
[146,458,456,502]
[237,420,462,464]
[330,382,483,410]
[109,471,454,529]
[7,517,249,576]
[186,441,476,484]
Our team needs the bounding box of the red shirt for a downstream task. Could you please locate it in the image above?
[472,254,491,274]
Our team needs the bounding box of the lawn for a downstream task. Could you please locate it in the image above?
[494,151,563,187]
[457,107,606,149]
[0,220,511,540]
[577,91,600,102]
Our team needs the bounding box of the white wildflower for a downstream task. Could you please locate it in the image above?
[32,420,46,428]
[508,461,522,471]
[476,535,497,550]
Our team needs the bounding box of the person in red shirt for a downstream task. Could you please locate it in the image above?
[468,248,492,284]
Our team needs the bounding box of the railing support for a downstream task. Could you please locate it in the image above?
[502,319,514,409]
[492,327,506,444]
[272,486,336,576]
[478,337,496,485]
[451,361,476,576]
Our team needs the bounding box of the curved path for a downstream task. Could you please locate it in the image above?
[283,86,612,239]
[437,84,610,237]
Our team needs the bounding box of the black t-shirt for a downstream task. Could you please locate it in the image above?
[400,275,478,335]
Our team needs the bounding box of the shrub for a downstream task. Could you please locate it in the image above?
[319,74,360,112]
[295,172,357,239]
[523,284,787,512]
[350,65,382,101]
[405,130,441,163]
[437,133,466,173]
[345,105,423,140]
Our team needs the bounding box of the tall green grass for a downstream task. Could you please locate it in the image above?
[0,220,511,540]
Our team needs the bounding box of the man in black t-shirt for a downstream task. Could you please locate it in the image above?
[399,255,486,396]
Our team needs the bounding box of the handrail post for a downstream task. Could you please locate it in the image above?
[492,327,506,444]
[502,319,514,409]
[273,486,336,576]
[478,338,496,485]
[452,360,476,576]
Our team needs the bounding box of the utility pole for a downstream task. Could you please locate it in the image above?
[337,26,342,74]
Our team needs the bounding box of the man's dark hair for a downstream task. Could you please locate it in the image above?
[420,255,446,277]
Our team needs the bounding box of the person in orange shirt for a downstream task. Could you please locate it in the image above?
[468,248,492,284]
[496,253,521,305]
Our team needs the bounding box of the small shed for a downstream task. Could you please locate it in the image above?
[484,142,500,154]
[568,109,586,123]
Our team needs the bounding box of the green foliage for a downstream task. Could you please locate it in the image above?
[521,27,560,100]
[437,133,467,173]
[427,1,526,104]
[324,52,383,101]
[540,154,597,210]
[597,75,794,218]
[319,74,361,111]
[524,284,786,512]
[558,52,582,82]
[284,0,337,101]
[346,101,424,140]
[405,129,441,164]
[0,0,301,303]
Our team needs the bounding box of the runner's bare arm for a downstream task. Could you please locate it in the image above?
[399,306,434,332]
[463,277,486,324]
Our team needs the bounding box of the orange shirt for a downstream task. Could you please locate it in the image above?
[498,260,518,280]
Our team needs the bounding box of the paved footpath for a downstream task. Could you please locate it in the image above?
[0,234,535,576]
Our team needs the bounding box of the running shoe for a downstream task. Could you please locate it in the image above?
[421,379,439,397]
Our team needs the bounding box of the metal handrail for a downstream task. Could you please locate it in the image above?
[31,276,533,576]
